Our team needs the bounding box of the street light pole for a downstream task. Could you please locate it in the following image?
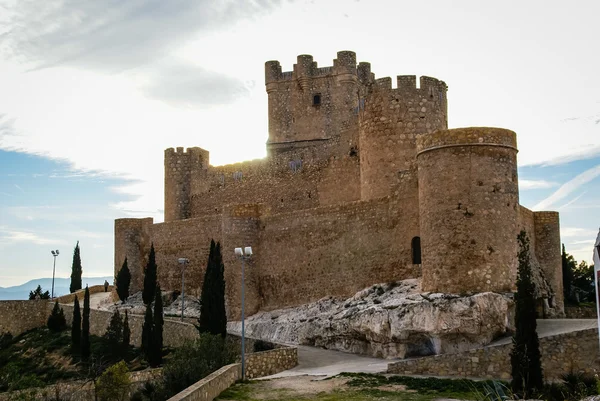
[235,246,252,381]
[50,250,60,299]
[178,258,189,322]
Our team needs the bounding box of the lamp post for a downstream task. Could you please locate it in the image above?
[234,246,252,380]
[50,250,59,299]
[178,258,189,322]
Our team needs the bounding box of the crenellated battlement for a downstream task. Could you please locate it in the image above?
[265,50,372,85]
[371,75,447,98]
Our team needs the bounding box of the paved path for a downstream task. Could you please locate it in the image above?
[88,291,112,309]
[264,345,393,379]
[263,319,598,379]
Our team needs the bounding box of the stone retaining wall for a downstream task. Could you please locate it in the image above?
[565,306,597,319]
[0,300,51,336]
[388,328,600,380]
[167,364,241,401]
[0,368,162,401]
[245,346,298,379]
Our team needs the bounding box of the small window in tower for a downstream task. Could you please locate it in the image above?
[411,236,422,264]
[233,171,243,181]
[313,93,321,106]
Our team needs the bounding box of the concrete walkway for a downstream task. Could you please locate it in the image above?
[263,345,394,379]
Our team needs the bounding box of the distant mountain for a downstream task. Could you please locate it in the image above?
[0,277,113,301]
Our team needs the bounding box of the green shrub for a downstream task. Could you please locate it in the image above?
[253,339,275,352]
[0,332,13,350]
[161,333,235,396]
[47,302,67,332]
[96,360,131,401]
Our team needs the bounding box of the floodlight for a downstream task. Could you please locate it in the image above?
[51,250,56,256]
[235,247,243,256]
[56,250,59,255]
[244,247,253,256]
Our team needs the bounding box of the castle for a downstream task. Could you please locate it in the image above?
[114,51,563,319]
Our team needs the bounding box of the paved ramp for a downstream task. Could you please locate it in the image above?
[264,345,393,379]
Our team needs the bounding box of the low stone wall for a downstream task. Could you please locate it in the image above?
[388,328,600,380]
[54,285,113,304]
[0,300,51,336]
[565,306,597,319]
[245,346,298,379]
[167,364,241,401]
[0,368,162,401]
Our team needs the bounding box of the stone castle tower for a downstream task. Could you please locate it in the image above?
[116,51,563,319]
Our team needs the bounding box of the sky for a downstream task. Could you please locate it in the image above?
[0,0,599,287]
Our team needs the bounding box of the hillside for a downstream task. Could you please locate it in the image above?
[0,277,112,300]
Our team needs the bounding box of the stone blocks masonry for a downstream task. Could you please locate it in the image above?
[115,51,563,320]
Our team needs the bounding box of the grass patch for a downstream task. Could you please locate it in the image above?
[0,327,146,392]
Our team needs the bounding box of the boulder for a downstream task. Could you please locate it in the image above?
[228,279,513,359]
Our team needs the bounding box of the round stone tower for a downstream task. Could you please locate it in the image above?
[417,127,519,294]
[359,75,448,200]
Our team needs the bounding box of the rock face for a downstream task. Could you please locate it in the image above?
[228,279,514,359]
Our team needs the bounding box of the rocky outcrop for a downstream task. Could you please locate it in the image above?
[229,279,514,359]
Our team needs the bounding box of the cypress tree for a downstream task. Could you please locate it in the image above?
[562,244,576,303]
[70,241,83,293]
[198,240,227,337]
[116,258,131,302]
[198,240,215,334]
[142,244,157,305]
[81,286,91,359]
[123,310,131,349]
[141,302,153,358]
[213,242,227,337]
[151,284,164,367]
[71,295,81,352]
[104,309,123,349]
[511,231,543,398]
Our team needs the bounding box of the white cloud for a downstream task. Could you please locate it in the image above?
[533,165,600,210]
[0,229,67,245]
[519,179,559,190]
[561,227,599,238]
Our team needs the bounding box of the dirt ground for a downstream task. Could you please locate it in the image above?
[217,375,464,401]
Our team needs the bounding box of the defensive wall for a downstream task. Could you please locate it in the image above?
[0,369,162,401]
[115,50,564,320]
[388,327,600,380]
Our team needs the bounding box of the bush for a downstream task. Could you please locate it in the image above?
[253,339,275,352]
[96,360,131,401]
[161,333,235,396]
[47,301,67,332]
[130,381,169,401]
[539,372,599,401]
[0,332,13,350]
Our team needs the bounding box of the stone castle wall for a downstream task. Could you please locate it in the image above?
[388,328,600,380]
[257,196,420,311]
